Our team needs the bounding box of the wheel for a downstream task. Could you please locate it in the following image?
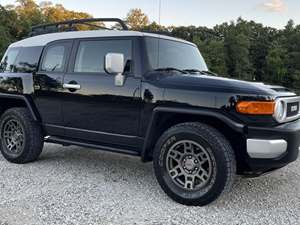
[153,122,236,206]
[0,107,44,164]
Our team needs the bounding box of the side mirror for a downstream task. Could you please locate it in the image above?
[105,53,125,86]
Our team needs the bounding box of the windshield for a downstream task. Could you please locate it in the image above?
[145,37,208,72]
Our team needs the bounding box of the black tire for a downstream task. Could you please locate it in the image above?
[153,122,236,206]
[0,107,44,164]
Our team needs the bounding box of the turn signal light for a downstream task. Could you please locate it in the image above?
[236,101,275,115]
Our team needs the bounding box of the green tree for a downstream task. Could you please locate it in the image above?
[194,37,227,76]
[247,22,277,82]
[40,2,91,23]
[278,20,300,90]
[14,0,45,38]
[0,26,11,58]
[266,42,287,83]
[224,25,253,80]
[0,5,20,57]
[126,8,149,30]
[39,2,93,31]
[142,22,168,32]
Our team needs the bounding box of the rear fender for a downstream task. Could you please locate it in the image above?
[0,93,39,121]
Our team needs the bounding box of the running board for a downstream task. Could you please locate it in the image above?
[45,136,140,157]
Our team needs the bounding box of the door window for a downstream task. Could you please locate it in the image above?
[41,45,67,72]
[74,40,132,73]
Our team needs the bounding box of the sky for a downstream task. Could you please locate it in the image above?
[0,0,299,29]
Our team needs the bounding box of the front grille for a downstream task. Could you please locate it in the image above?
[286,102,299,117]
[278,96,300,123]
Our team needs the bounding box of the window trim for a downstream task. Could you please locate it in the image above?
[67,37,135,76]
[38,40,73,74]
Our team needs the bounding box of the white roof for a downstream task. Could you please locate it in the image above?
[9,30,195,48]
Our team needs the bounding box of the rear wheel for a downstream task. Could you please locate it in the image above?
[153,122,236,206]
[0,108,44,164]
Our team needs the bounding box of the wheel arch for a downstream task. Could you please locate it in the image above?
[141,107,247,171]
[0,93,40,122]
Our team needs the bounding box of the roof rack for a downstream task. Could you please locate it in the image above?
[29,18,128,37]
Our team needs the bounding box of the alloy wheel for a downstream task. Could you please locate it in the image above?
[2,119,25,156]
[166,140,214,190]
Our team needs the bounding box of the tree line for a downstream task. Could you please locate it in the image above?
[1,1,300,92]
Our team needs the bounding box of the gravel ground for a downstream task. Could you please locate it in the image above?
[0,143,299,225]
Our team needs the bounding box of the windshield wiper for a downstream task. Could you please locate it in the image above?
[183,69,218,76]
[154,67,188,74]
[183,69,206,74]
[202,70,218,76]
[51,64,59,72]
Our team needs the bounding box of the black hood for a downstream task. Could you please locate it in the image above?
[144,72,295,97]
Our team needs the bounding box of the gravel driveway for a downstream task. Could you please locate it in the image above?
[0,143,299,225]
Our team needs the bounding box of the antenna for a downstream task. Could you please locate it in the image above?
[158,0,162,25]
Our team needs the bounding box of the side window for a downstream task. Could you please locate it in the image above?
[0,48,20,73]
[14,47,43,73]
[74,40,132,73]
[41,44,68,72]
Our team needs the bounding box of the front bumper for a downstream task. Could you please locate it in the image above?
[244,119,300,173]
[247,139,288,159]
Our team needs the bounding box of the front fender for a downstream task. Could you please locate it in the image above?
[141,106,245,162]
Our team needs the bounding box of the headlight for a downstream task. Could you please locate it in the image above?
[236,101,275,115]
[273,100,286,122]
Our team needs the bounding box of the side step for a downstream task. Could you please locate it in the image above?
[45,136,140,157]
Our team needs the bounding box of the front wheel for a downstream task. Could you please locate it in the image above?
[153,122,236,206]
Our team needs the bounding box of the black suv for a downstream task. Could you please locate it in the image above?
[0,19,299,206]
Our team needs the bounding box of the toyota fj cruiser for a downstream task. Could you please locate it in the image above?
[0,18,299,206]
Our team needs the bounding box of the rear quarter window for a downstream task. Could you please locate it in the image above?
[0,48,20,72]
[14,47,43,73]
[0,47,42,73]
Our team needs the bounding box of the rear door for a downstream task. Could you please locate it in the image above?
[34,40,73,136]
[61,37,142,148]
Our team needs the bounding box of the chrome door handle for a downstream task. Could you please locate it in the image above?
[63,83,81,90]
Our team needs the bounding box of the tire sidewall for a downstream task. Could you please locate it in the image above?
[154,126,232,205]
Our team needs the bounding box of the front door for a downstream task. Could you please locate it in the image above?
[61,38,142,148]
[34,40,73,136]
